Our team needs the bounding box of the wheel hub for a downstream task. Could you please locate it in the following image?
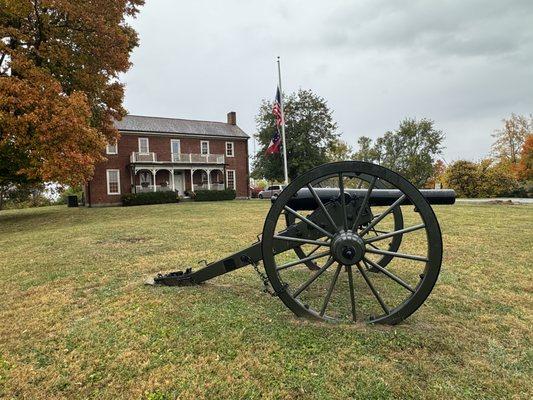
[330,231,365,265]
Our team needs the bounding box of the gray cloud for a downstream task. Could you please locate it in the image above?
[315,1,533,58]
[123,0,533,162]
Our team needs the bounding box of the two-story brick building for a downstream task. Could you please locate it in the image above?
[84,112,250,206]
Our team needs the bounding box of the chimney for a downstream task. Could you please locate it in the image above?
[227,111,236,125]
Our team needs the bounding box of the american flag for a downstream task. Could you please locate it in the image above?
[266,87,283,154]
[272,86,283,126]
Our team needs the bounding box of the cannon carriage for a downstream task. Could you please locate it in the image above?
[153,161,455,325]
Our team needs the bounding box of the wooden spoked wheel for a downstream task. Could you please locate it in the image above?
[261,161,442,325]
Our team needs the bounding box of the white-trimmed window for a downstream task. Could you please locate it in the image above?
[225,142,234,157]
[226,170,236,190]
[106,169,121,195]
[106,142,118,155]
[138,137,149,154]
[200,140,209,155]
[170,139,181,154]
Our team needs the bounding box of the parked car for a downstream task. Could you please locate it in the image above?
[258,185,285,199]
[250,186,262,198]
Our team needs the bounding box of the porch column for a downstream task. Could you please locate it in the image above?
[171,168,175,191]
[152,169,157,192]
[190,169,194,192]
[223,165,227,190]
[207,169,211,190]
[131,166,135,193]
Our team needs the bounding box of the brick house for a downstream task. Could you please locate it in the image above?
[84,112,250,206]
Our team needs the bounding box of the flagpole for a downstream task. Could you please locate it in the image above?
[277,56,289,185]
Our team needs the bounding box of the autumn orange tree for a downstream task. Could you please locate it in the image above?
[0,0,143,188]
[516,134,533,181]
[425,159,446,189]
[491,113,532,166]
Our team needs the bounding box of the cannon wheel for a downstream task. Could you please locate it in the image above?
[286,174,404,272]
[261,161,442,325]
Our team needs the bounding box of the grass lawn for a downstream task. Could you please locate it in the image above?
[0,201,532,399]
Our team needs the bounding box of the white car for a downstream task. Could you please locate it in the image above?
[258,185,285,199]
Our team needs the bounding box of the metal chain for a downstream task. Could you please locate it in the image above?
[242,254,277,297]
[252,261,278,297]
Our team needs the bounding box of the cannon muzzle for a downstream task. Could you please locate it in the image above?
[284,188,456,210]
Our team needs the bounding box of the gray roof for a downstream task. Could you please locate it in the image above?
[114,114,249,139]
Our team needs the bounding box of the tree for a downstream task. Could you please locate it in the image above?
[444,160,480,197]
[445,159,519,198]
[353,136,379,163]
[492,113,533,164]
[477,159,518,197]
[374,118,444,187]
[57,184,83,204]
[252,89,339,181]
[425,159,446,188]
[326,138,352,162]
[2,182,50,208]
[0,0,143,187]
[516,134,533,181]
[0,141,35,209]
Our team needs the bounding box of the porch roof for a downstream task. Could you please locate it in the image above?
[130,165,224,173]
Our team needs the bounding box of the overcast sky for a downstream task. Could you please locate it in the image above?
[122,0,533,162]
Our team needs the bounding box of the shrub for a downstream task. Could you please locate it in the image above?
[444,160,480,197]
[122,191,180,206]
[445,159,519,198]
[1,183,52,210]
[252,179,268,190]
[478,161,518,197]
[194,189,236,202]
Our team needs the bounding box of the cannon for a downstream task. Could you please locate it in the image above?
[153,161,455,325]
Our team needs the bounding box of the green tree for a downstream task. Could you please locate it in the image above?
[326,138,352,162]
[353,136,379,163]
[374,118,445,187]
[252,89,338,181]
[57,185,83,205]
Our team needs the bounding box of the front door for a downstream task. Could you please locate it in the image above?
[173,171,184,195]
[139,171,153,192]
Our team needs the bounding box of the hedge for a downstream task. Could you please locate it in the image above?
[122,191,180,206]
[194,189,236,201]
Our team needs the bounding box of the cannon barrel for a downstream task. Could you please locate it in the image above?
[284,188,456,210]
